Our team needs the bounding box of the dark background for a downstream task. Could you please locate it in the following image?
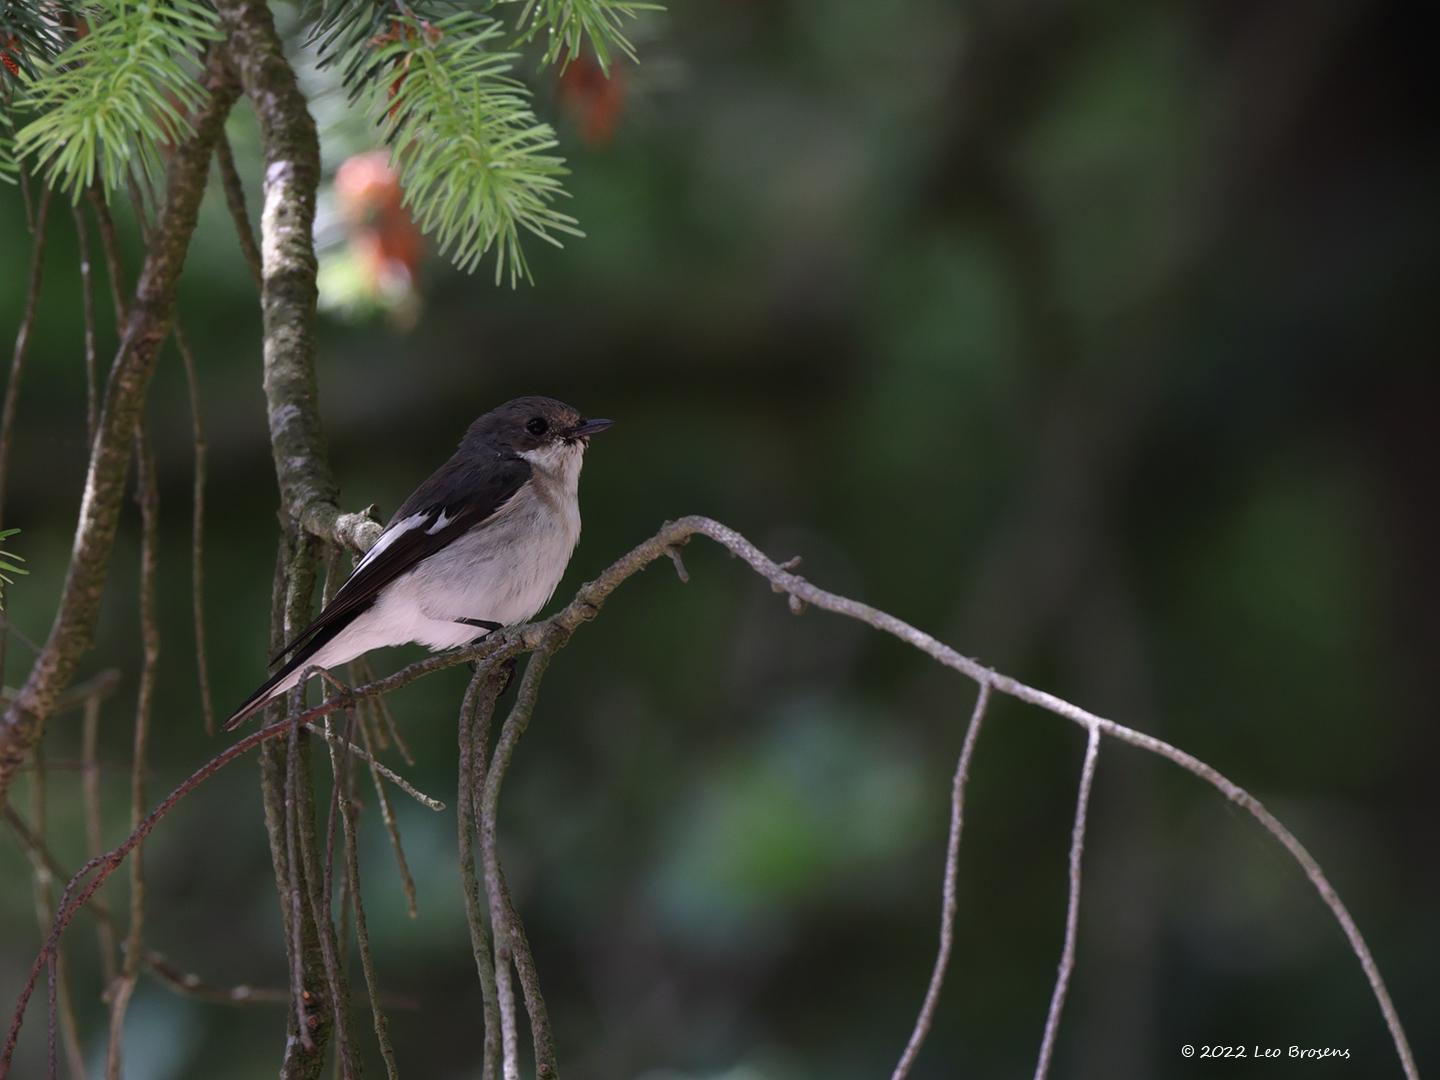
[2,0,1436,1076]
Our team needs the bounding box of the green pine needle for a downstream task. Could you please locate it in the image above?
[0,528,27,610]
[13,0,221,199]
[358,11,583,285]
[514,0,661,73]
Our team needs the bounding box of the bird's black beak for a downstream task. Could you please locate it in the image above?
[569,418,614,439]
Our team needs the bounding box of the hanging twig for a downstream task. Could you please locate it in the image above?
[3,804,303,1010]
[215,133,264,290]
[105,425,161,1080]
[1032,722,1101,1080]
[81,694,118,985]
[283,708,315,1055]
[458,666,505,1080]
[25,744,87,1080]
[0,517,1419,1080]
[172,321,216,734]
[355,704,419,916]
[73,204,100,444]
[890,681,992,1080]
[327,701,401,1079]
[0,185,53,528]
[85,190,127,327]
[292,717,359,1077]
[481,650,560,1080]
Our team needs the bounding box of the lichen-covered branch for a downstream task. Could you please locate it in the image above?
[0,50,239,804]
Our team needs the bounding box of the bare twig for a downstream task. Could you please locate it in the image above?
[302,721,444,811]
[355,706,419,916]
[291,714,358,1076]
[214,133,264,289]
[173,321,216,734]
[5,802,300,1009]
[81,694,118,984]
[328,704,401,1078]
[481,651,560,1080]
[0,185,53,529]
[890,682,991,1080]
[25,746,87,1080]
[104,426,161,1080]
[1032,722,1100,1080]
[0,517,1416,1080]
[73,203,99,443]
[2,713,302,1078]
[85,190,127,327]
[458,667,505,1080]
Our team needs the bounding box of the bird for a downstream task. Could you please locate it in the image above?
[223,395,612,730]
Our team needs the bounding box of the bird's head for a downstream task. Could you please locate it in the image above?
[468,396,614,470]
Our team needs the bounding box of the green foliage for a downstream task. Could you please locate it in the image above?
[0,1,72,184]
[12,0,221,199]
[355,11,581,285]
[513,0,660,72]
[0,528,26,610]
[308,0,651,281]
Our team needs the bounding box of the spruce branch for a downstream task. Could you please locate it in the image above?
[14,0,222,198]
[515,0,659,72]
[358,10,581,284]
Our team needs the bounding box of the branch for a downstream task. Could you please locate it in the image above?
[890,682,991,1080]
[0,49,239,804]
[0,517,1417,1079]
[1032,722,1100,1080]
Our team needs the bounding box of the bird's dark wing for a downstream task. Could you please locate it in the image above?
[270,450,531,664]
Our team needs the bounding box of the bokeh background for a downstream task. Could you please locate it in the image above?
[2,0,1436,1076]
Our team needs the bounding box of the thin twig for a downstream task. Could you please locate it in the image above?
[355,706,419,916]
[85,190,127,327]
[329,704,401,1078]
[25,746,87,1080]
[1032,723,1100,1080]
[172,321,216,734]
[0,185,53,529]
[302,722,444,811]
[73,203,99,443]
[890,681,992,1080]
[3,714,302,1078]
[81,694,118,984]
[4,804,299,1009]
[292,718,358,1078]
[0,517,1417,1080]
[214,133,263,290]
[481,651,560,1080]
[458,667,505,1080]
[283,715,314,1053]
[104,426,161,1080]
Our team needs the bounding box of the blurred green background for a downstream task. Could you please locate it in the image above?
[2,0,1436,1077]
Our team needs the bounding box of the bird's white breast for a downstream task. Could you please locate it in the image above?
[370,441,585,651]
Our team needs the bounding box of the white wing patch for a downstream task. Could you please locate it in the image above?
[354,511,428,574]
[426,509,453,534]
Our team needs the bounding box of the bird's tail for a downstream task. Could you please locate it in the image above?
[222,630,337,731]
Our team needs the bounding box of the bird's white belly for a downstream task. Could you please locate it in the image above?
[381,485,579,651]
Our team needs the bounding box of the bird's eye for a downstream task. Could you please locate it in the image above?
[526,417,548,436]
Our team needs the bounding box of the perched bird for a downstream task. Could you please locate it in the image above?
[224,396,612,730]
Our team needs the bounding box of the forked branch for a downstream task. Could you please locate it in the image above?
[0,517,1419,1080]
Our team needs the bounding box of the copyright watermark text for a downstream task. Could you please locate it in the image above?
[1180,1045,1351,1061]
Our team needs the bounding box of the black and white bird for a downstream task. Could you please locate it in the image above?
[224,396,612,730]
